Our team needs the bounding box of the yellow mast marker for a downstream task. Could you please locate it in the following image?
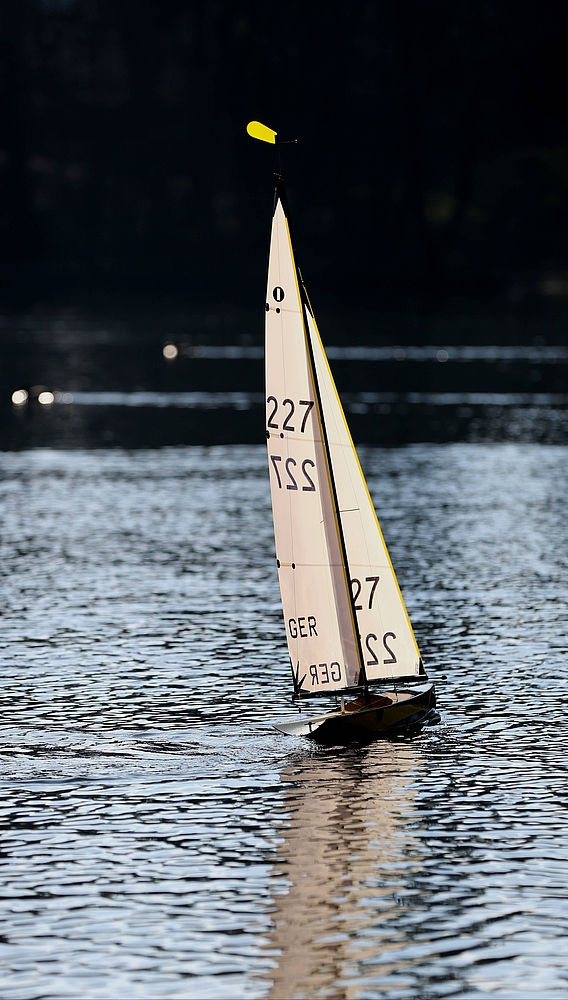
[246,121,278,144]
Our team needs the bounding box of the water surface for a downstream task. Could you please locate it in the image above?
[0,444,567,998]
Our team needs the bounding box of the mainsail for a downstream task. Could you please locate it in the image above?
[266,179,422,695]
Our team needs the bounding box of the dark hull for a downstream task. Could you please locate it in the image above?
[311,684,437,743]
[273,683,438,742]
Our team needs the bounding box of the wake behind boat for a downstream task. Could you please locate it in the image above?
[248,121,437,741]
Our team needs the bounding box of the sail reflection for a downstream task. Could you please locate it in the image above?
[265,744,423,999]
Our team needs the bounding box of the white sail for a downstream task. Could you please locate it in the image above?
[265,188,362,694]
[266,182,422,694]
[305,306,422,680]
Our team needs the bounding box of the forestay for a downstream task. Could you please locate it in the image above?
[266,182,422,695]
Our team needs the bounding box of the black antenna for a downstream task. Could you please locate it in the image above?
[276,137,298,176]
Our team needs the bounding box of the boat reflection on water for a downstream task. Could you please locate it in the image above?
[264,744,423,998]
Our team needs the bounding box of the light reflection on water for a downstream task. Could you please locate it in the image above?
[0,444,567,998]
[266,748,424,999]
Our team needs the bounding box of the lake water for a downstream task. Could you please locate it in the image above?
[1,443,568,998]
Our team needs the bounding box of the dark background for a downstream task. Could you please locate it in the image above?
[2,0,568,311]
[2,0,568,449]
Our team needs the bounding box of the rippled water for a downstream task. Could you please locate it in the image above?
[1,444,567,998]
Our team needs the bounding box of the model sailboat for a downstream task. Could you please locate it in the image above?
[248,121,437,739]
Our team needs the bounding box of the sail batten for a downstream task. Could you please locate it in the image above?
[266,180,422,696]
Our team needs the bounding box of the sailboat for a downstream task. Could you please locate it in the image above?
[247,121,437,740]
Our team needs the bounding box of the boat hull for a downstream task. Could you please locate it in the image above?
[272,683,437,741]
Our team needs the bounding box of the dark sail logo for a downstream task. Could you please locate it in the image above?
[291,660,306,694]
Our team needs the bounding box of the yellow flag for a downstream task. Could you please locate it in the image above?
[246,121,277,144]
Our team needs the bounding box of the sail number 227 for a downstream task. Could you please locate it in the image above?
[268,396,318,492]
[267,397,314,433]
